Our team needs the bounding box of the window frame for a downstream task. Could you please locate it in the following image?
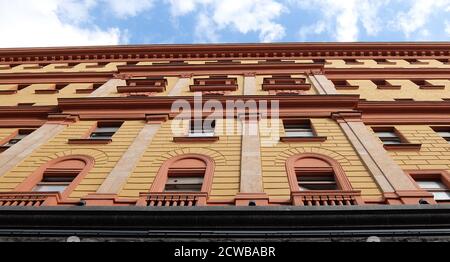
[150,154,215,194]
[15,155,94,200]
[406,170,450,204]
[280,119,327,142]
[372,126,422,151]
[285,153,353,193]
[0,129,35,152]
[432,126,450,143]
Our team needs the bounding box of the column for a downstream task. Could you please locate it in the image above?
[308,74,338,95]
[333,112,435,204]
[83,115,166,206]
[0,120,68,178]
[243,72,257,95]
[89,78,126,97]
[235,114,269,206]
[168,74,192,96]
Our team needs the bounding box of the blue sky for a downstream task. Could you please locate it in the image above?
[0,0,450,48]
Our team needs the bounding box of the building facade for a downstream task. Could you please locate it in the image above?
[0,43,450,241]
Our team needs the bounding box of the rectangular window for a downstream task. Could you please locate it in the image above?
[432,127,450,142]
[284,120,315,138]
[33,173,76,193]
[1,129,35,151]
[188,119,216,138]
[416,180,450,201]
[373,128,403,145]
[89,122,123,140]
[297,172,338,191]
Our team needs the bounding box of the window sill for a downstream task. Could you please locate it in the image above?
[76,89,94,94]
[383,143,422,151]
[419,85,446,90]
[173,136,220,143]
[35,89,58,94]
[335,85,359,90]
[376,85,402,90]
[280,136,327,143]
[68,139,112,145]
[117,86,166,93]
[0,90,17,95]
[376,62,397,65]
[190,85,238,92]
[262,84,311,91]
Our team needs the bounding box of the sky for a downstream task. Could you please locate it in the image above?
[0,0,450,48]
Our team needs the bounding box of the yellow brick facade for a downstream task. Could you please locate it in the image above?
[0,44,449,207]
[260,118,382,200]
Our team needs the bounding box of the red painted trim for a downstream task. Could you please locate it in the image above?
[67,139,112,145]
[1,42,450,66]
[173,136,219,143]
[35,89,58,94]
[0,72,112,85]
[325,68,450,80]
[150,154,215,194]
[383,143,422,151]
[285,153,354,192]
[14,155,95,201]
[280,137,327,143]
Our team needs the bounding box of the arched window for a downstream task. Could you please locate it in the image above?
[150,154,215,193]
[286,153,353,192]
[15,155,94,199]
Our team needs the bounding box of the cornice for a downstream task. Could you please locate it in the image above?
[57,95,360,119]
[358,101,450,124]
[0,72,114,84]
[325,68,450,80]
[116,62,324,77]
[1,42,449,65]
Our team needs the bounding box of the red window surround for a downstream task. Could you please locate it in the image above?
[189,76,238,94]
[14,155,94,201]
[68,121,123,145]
[372,126,422,151]
[372,80,401,90]
[117,77,168,93]
[262,75,311,94]
[331,80,359,90]
[149,154,215,194]
[286,153,363,206]
[405,170,450,204]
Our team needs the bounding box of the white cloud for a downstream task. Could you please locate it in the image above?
[293,0,388,42]
[392,0,450,38]
[0,0,122,48]
[106,0,155,18]
[167,0,286,43]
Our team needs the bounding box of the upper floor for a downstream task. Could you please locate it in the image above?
[0,43,450,106]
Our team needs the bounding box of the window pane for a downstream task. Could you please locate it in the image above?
[33,185,68,193]
[417,181,446,190]
[285,130,314,136]
[165,176,204,192]
[381,139,402,145]
[437,131,450,137]
[433,191,450,201]
[90,132,115,139]
[376,132,398,138]
[94,127,120,133]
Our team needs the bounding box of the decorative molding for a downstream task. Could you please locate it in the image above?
[173,136,220,143]
[67,138,112,145]
[0,72,112,85]
[1,42,450,66]
[280,136,327,143]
